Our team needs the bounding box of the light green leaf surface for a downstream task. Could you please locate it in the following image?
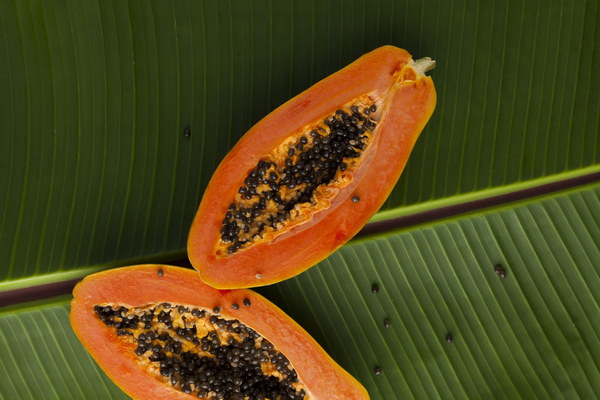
[2,183,599,399]
[0,299,128,400]
[1,0,599,282]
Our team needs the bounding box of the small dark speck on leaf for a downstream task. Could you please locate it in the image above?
[374,366,382,375]
[371,284,380,294]
[445,332,453,343]
[494,263,507,278]
[183,127,191,138]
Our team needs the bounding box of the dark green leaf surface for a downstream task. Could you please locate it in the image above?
[2,183,599,399]
[1,0,599,282]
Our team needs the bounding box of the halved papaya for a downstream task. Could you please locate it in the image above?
[70,265,368,400]
[188,45,436,289]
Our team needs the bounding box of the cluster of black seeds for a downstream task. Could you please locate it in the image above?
[220,104,378,254]
[94,303,306,400]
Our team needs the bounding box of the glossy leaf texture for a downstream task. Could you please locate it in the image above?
[1,0,599,283]
[1,183,599,399]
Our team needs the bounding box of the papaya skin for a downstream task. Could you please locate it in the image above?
[188,45,436,289]
[70,265,369,400]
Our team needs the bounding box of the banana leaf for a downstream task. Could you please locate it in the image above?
[1,0,599,399]
[2,183,600,398]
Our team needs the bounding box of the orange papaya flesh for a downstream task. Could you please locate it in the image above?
[188,45,436,289]
[215,93,378,258]
[70,265,369,400]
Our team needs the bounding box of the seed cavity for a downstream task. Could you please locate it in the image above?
[94,302,307,400]
[219,97,380,255]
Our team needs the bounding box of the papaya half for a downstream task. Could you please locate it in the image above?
[70,265,368,400]
[188,45,436,289]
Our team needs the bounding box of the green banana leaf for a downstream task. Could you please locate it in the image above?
[1,0,599,399]
[2,184,600,399]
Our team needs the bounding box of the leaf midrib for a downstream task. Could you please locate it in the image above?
[1,164,599,305]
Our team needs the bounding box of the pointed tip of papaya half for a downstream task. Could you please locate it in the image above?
[188,45,436,289]
[70,264,370,400]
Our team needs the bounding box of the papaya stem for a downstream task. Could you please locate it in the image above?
[412,57,436,75]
